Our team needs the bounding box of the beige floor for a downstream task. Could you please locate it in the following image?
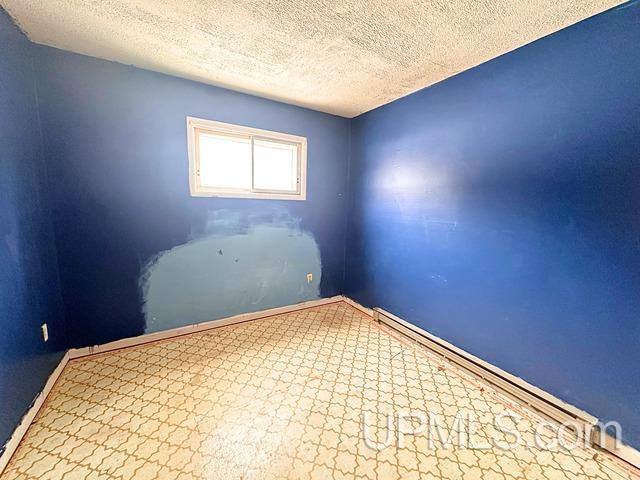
[2,303,637,480]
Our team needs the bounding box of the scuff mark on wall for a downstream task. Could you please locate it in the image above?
[139,208,321,333]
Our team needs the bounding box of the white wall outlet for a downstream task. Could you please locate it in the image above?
[41,323,49,342]
[306,273,313,283]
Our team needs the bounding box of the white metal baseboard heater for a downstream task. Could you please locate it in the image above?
[372,306,640,470]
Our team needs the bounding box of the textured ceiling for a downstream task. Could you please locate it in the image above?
[1,0,624,117]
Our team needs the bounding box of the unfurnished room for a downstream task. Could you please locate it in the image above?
[0,1,639,479]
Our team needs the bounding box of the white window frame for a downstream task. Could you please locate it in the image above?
[187,116,307,200]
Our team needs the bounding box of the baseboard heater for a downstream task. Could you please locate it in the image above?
[373,308,599,435]
[373,306,640,470]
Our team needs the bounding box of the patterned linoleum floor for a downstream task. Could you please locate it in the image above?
[2,303,638,480]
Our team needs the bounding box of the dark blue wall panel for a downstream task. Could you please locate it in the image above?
[346,2,640,448]
[0,10,66,452]
[34,47,350,347]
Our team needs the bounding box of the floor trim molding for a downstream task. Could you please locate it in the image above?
[0,351,70,475]
[0,296,343,474]
[593,430,640,472]
[68,296,345,359]
[341,296,374,317]
[2,296,637,473]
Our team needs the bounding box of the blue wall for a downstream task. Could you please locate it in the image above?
[2,0,639,455]
[33,47,351,347]
[346,1,640,448]
[0,10,66,452]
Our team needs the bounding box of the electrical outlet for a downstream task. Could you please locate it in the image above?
[41,323,49,342]
[306,273,313,283]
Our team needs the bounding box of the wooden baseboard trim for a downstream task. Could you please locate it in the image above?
[3,297,637,473]
[68,296,344,359]
[0,351,70,475]
[0,296,344,474]
[592,430,640,471]
[341,296,374,317]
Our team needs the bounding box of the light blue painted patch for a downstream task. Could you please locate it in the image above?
[140,211,321,333]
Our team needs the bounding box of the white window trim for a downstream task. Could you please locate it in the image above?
[187,116,307,200]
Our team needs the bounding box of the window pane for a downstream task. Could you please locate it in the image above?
[253,139,298,192]
[198,131,251,190]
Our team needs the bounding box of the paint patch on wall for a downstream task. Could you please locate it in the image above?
[140,208,321,332]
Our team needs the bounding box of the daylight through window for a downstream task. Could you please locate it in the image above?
[187,117,307,200]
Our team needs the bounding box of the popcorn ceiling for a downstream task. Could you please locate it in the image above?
[1,0,623,117]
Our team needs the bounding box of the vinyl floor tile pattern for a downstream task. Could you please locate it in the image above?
[2,303,638,479]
